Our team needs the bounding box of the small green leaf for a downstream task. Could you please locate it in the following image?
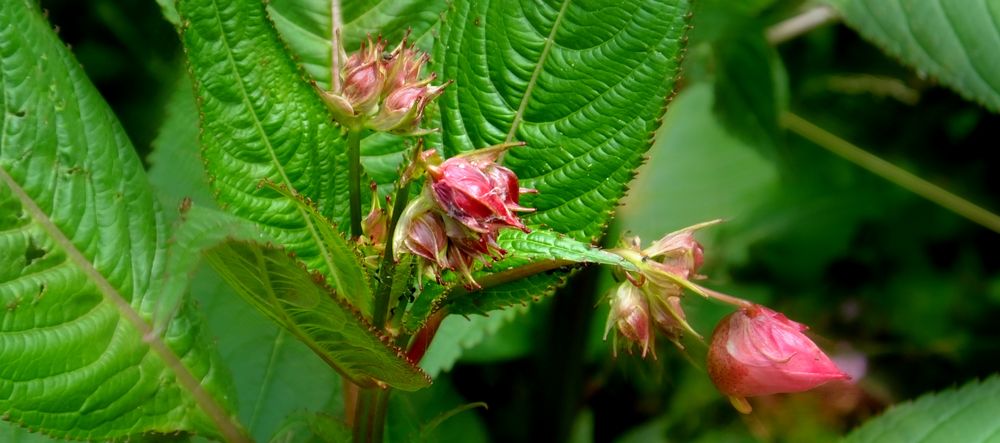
[0,0,240,439]
[402,228,635,328]
[825,0,1000,113]
[265,182,374,316]
[844,376,1000,443]
[268,412,352,443]
[204,239,431,391]
[496,229,638,271]
[162,205,429,391]
[196,270,345,442]
[147,74,215,221]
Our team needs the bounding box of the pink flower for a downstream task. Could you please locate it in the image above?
[393,144,534,287]
[427,157,531,234]
[707,305,850,411]
[400,211,449,269]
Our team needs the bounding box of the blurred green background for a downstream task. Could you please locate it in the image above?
[38,0,1000,441]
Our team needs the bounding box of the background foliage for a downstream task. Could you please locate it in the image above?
[2,0,999,442]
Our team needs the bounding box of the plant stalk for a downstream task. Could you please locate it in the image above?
[352,387,390,443]
[782,112,1000,234]
[347,128,363,238]
[372,176,413,329]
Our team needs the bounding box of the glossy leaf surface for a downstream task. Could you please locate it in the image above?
[0,0,238,439]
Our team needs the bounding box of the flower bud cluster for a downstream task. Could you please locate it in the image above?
[605,221,850,412]
[317,33,449,135]
[604,224,710,357]
[393,144,534,286]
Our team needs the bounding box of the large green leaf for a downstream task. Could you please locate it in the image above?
[178,0,351,280]
[420,0,689,317]
[844,376,1000,443]
[825,0,1000,113]
[436,0,690,241]
[0,0,241,440]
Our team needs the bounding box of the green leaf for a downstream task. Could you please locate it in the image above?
[147,74,216,222]
[204,238,431,391]
[269,412,352,443]
[403,228,636,327]
[0,0,240,440]
[419,306,527,377]
[825,0,1000,113]
[496,229,638,270]
[264,182,374,315]
[178,0,351,278]
[844,376,1000,443]
[147,80,345,442]
[436,0,691,241]
[195,270,345,442]
[160,205,428,391]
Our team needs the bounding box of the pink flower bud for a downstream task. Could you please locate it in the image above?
[384,41,428,92]
[428,156,531,234]
[645,229,706,279]
[342,60,384,115]
[604,283,653,357]
[707,305,850,406]
[368,81,448,135]
[399,211,449,269]
[650,295,692,348]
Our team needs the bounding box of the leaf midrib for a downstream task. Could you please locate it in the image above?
[0,166,247,443]
[505,0,572,142]
[207,0,342,293]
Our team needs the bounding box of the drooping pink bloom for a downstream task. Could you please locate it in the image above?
[707,305,850,403]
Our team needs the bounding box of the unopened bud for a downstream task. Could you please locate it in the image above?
[604,282,653,357]
[707,305,850,413]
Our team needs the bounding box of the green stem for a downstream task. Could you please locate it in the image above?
[347,128,363,238]
[372,179,413,329]
[782,112,1000,234]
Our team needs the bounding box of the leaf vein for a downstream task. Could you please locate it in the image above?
[505,0,572,142]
